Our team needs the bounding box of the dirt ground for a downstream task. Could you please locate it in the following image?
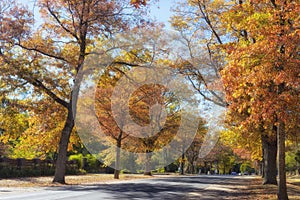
[231,176,300,200]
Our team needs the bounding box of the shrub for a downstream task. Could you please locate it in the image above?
[69,154,84,169]
[68,154,102,173]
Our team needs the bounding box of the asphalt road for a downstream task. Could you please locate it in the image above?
[0,175,253,200]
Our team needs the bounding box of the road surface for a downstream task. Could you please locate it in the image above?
[0,175,254,200]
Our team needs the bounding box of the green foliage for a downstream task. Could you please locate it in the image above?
[69,154,84,169]
[120,169,130,174]
[286,151,298,172]
[156,167,165,173]
[240,162,252,174]
[219,155,237,174]
[85,154,101,172]
[68,154,102,173]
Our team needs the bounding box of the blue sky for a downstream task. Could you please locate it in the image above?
[149,0,174,26]
[18,0,175,28]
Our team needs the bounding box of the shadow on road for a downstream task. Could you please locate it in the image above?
[45,176,253,200]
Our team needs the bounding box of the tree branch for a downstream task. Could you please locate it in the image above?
[29,78,69,108]
[197,1,223,45]
[17,42,68,63]
[46,1,79,41]
[187,76,227,107]
[0,51,69,108]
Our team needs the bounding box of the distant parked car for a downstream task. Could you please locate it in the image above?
[231,172,237,175]
[243,171,249,175]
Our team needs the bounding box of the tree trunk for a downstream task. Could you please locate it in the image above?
[260,160,264,177]
[261,134,277,185]
[276,2,288,198]
[192,162,196,174]
[114,139,121,179]
[215,160,219,175]
[180,152,185,175]
[51,48,85,183]
[262,147,265,178]
[204,162,207,174]
[144,150,152,176]
[277,122,288,200]
[53,107,74,184]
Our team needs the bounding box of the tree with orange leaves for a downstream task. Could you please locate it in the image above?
[0,0,150,183]
[221,1,300,199]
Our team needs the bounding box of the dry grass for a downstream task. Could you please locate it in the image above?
[0,174,153,187]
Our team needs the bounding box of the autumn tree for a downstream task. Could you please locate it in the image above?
[130,83,182,175]
[95,64,134,179]
[182,117,207,174]
[221,128,262,174]
[171,2,299,196]
[10,97,80,159]
[94,65,195,176]
[0,0,150,183]
[0,96,80,160]
[0,97,29,157]
[197,139,239,175]
[221,1,300,199]
[70,20,202,177]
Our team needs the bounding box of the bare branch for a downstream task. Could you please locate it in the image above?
[187,76,227,107]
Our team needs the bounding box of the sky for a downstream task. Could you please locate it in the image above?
[149,0,175,27]
[18,0,175,28]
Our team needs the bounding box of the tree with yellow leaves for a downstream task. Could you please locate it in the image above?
[0,0,150,183]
